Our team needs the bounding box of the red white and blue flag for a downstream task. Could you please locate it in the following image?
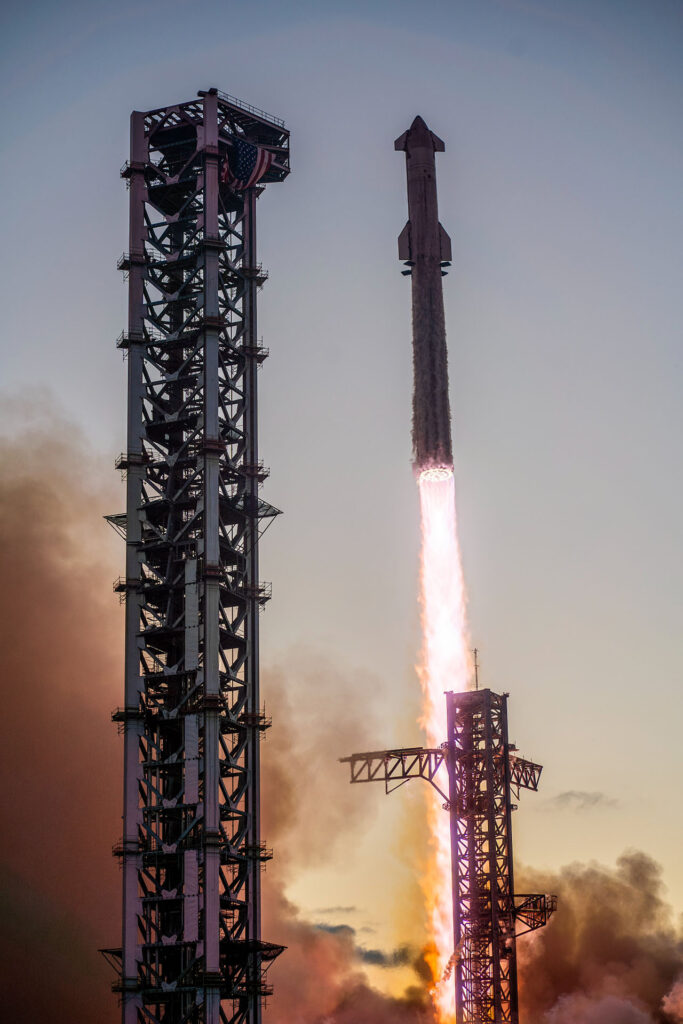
[222,138,274,190]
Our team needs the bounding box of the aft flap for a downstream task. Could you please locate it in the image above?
[430,131,445,152]
[394,130,409,152]
[398,221,412,261]
[439,223,452,262]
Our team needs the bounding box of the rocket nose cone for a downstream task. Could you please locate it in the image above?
[395,116,446,153]
[409,116,433,144]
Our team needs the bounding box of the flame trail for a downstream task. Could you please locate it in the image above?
[417,465,471,1024]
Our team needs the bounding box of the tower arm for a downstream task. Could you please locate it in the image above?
[508,753,543,795]
[340,747,449,804]
[341,746,543,806]
[513,893,558,936]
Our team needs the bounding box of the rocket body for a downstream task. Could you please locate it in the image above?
[395,116,453,471]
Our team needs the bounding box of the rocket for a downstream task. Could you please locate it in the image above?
[395,116,453,471]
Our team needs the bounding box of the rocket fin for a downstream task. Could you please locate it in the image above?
[394,130,409,152]
[439,223,452,262]
[430,131,445,152]
[398,221,412,261]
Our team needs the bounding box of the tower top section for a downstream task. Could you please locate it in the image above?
[129,86,290,188]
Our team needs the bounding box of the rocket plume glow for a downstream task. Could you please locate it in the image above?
[417,465,471,1023]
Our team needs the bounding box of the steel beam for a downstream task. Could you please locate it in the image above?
[340,747,448,800]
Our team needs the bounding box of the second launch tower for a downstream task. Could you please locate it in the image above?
[106,88,289,1024]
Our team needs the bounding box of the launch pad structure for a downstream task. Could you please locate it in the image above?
[342,688,557,1023]
[104,88,289,1024]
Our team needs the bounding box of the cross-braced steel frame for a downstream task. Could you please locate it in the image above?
[107,88,289,1024]
[341,689,556,1024]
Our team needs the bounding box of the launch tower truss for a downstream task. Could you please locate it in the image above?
[342,689,556,1024]
[107,88,289,1024]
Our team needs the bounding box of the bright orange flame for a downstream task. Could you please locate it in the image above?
[417,466,471,1024]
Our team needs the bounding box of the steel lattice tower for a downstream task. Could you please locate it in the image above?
[445,689,556,1023]
[342,688,556,1023]
[106,88,290,1024]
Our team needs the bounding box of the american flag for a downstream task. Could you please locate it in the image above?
[221,138,274,190]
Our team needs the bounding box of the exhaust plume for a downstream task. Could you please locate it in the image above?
[416,467,471,1019]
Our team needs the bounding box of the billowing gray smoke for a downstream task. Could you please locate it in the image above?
[517,852,683,1023]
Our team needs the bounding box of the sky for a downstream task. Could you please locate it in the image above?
[1,0,682,1009]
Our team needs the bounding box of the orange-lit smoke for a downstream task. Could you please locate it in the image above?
[0,401,122,1023]
[417,466,471,1022]
[0,399,430,1023]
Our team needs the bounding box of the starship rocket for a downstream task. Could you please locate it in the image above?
[395,116,453,471]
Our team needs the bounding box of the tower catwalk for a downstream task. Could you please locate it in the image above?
[107,88,289,1024]
[342,689,557,1023]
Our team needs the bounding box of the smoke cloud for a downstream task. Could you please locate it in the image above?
[662,979,683,1021]
[4,401,682,1024]
[517,851,683,1023]
[0,398,122,1023]
[261,656,433,1021]
[261,657,383,869]
[0,400,430,1021]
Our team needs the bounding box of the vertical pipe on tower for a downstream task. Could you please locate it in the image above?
[243,188,263,1016]
[121,108,147,1024]
[201,87,222,1024]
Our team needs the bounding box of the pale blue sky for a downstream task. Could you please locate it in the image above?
[1,0,681,986]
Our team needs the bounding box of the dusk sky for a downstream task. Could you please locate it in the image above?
[1,0,681,1010]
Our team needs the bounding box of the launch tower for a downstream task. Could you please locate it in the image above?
[106,88,289,1024]
[342,689,556,1023]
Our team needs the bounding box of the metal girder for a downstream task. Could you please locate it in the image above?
[340,747,448,802]
[514,894,558,937]
[341,745,543,808]
[508,754,543,796]
[112,88,289,1024]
